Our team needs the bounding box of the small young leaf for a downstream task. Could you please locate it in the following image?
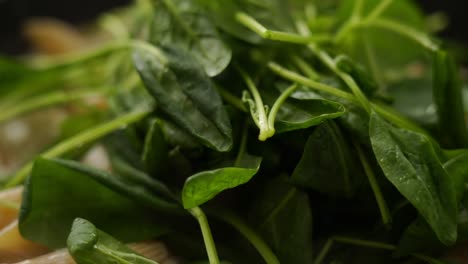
[369,112,457,245]
[133,46,233,152]
[151,0,232,76]
[67,218,159,264]
[182,155,262,209]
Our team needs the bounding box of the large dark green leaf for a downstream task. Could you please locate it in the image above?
[182,154,262,209]
[19,158,176,248]
[369,112,457,245]
[249,176,314,264]
[133,46,233,152]
[291,121,361,197]
[67,218,159,264]
[432,50,468,148]
[150,0,231,76]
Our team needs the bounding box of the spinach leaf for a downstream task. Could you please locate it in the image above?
[182,155,262,209]
[194,0,261,43]
[263,91,345,133]
[67,218,159,264]
[150,0,232,77]
[432,50,468,148]
[249,176,314,264]
[369,112,457,245]
[19,158,173,248]
[291,121,361,197]
[142,119,169,176]
[133,46,233,152]
[156,118,202,149]
[398,151,468,254]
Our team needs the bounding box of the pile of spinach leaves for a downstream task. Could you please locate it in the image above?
[1,0,468,263]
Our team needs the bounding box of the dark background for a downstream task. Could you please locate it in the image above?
[0,0,466,55]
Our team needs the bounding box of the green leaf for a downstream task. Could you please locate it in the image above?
[142,119,169,176]
[194,0,261,43]
[150,0,232,77]
[369,112,457,245]
[387,78,436,126]
[19,158,176,248]
[338,0,425,28]
[398,150,468,254]
[133,46,233,152]
[249,176,314,264]
[432,49,468,148]
[182,155,262,209]
[67,218,159,264]
[263,91,345,133]
[291,121,361,197]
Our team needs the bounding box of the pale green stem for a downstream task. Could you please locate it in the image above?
[213,210,280,264]
[363,18,439,51]
[267,84,298,129]
[234,120,249,167]
[4,109,150,187]
[268,62,357,102]
[354,142,392,226]
[313,238,334,264]
[0,91,103,125]
[291,56,320,80]
[364,0,394,23]
[235,12,331,44]
[238,67,273,141]
[269,62,429,135]
[30,39,166,70]
[308,45,372,113]
[314,236,443,264]
[189,207,220,264]
[215,85,248,113]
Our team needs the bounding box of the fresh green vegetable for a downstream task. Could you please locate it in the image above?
[67,218,160,264]
[1,0,468,263]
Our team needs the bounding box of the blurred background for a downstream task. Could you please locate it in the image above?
[0,0,466,55]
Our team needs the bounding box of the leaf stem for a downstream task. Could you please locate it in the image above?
[268,62,356,102]
[314,236,443,264]
[4,109,151,188]
[362,18,438,51]
[238,67,274,141]
[235,120,249,167]
[189,207,220,264]
[290,56,320,80]
[235,12,331,44]
[354,141,392,226]
[212,210,280,264]
[267,83,298,130]
[215,85,248,113]
[307,45,372,113]
[364,0,394,23]
[0,91,104,124]
[269,62,428,135]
